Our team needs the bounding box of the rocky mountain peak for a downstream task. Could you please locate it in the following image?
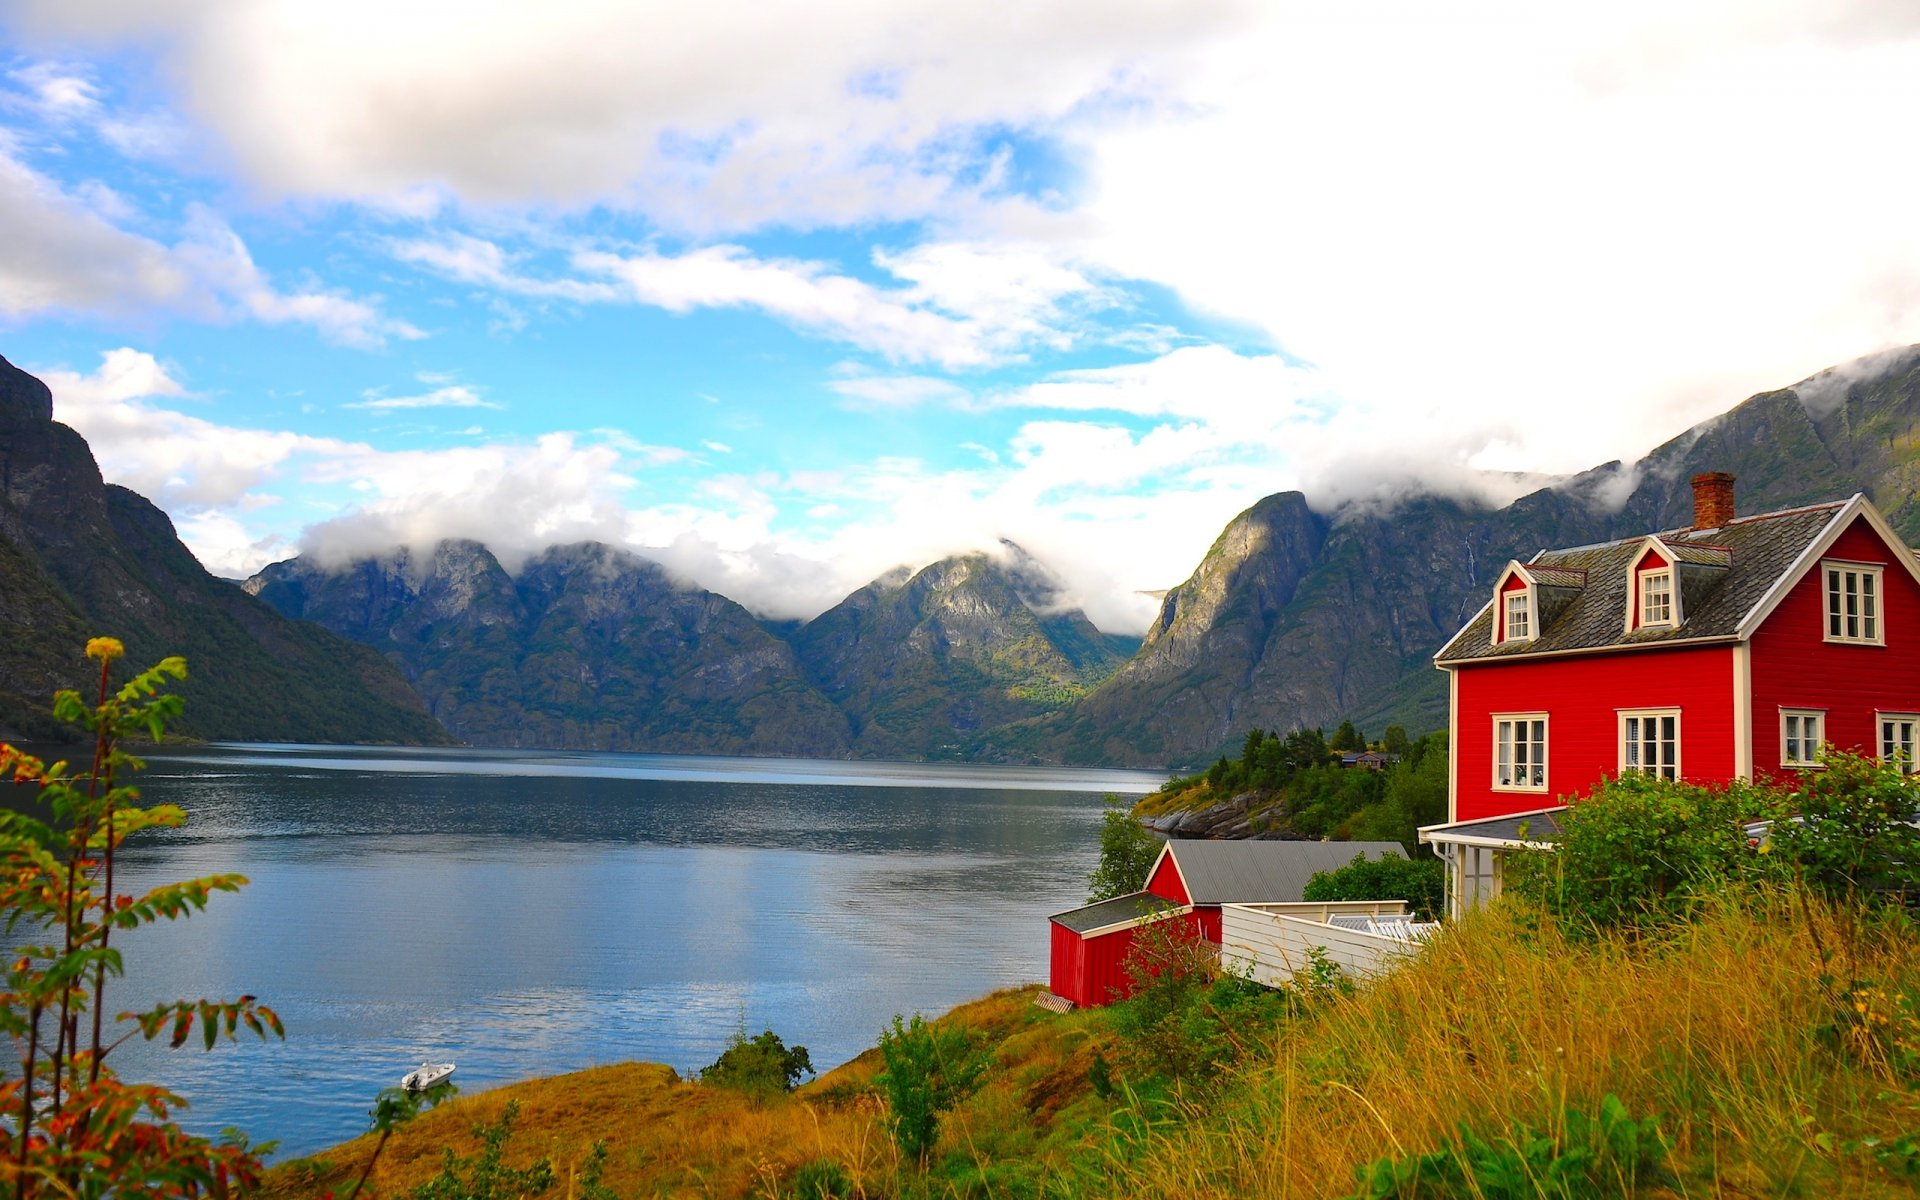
[0,354,54,427]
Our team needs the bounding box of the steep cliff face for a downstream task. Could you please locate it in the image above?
[1044,347,1920,767]
[248,540,853,755]
[787,545,1136,757]
[0,354,450,744]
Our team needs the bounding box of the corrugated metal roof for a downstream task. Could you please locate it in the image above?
[1436,502,1845,664]
[1165,840,1409,905]
[1049,890,1178,934]
[1420,808,1569,846]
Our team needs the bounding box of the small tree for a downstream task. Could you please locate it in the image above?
[875,1014,987,1164]
[1330,720,1364,752]
[701,1029,814,1097]
[1086,795,1161,903]
[0,638,284,1196]
[1303,852,1446,920]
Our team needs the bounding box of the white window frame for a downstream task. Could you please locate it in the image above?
[1493,713,1549,792]
[1619,708,1681,780]
[1822,561,1884,645]
[1639,568,1675,629]
[1502,589,1534,643]
[1781,709,1827,769]
[1879,712,1920,774]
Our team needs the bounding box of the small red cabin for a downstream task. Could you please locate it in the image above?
[1047,839,1406,1007]
[1422,476,1920,915]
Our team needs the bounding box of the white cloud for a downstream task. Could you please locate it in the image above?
[0,147,418,346]
[1070,1,1920,479]
[173,208,424,349]
[0,141,198,317]
[11,0,1247,228]
[395,234,1110,367]
[40,348,359,510]
[827,375,973,408]
[348,384,500,411]
[6,62,102,120]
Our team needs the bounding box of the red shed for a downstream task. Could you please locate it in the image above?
[1048,839,1407,1007]
[1423,477,1920,916]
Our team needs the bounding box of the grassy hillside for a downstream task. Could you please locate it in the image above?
[264,894,1920,1199]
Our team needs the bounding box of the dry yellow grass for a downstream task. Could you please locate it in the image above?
[264,897,1920,1199]
[1107,893,1920,1199]
[261,986,1092,1200]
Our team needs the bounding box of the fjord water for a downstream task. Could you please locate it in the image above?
[97,744,1164,1159]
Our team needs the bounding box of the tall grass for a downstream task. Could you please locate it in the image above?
[267,895,1919,1199]
[1106,889,1920,1198]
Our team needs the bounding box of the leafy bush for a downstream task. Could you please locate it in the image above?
[1762,750,1920,905]
[0,639,286,1196]
[1086,794,1162,902]
[1108,915,1288,1085]
[786,1158,853,1198]
[1304,852,1446,919]
[1345,1093,1670,1199]
[411,1099,555,1200]
[876,1013,988,1164]
[701,1028,815,1097]
[1504,772,1764,934]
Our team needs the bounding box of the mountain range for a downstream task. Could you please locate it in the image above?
[4,347,1917,764]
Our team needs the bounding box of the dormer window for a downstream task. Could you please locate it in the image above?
[1640,569,1674,627]
[1504,592,1531,641]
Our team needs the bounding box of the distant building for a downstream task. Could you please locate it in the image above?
[1339,750,1394,770]
[1421,473,1920,916]
[1046,839,1405,1007]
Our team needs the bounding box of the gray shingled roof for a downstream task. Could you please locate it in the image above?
[1436,502,1846,664]
[1164,840,1408,905]
[1049,890,1178,934]
[1420,808,1568,846]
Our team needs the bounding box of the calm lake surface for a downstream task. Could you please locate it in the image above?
[86,744,1166,1160]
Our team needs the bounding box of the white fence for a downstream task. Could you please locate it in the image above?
[1219,900,1434,987]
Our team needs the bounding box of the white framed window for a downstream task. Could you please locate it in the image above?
[1823,563,1883,644]
[1781,709,1826,768]
[1503,591,1532,642]
[1880,713,1919,773]
[1494,714,1548,791]
[1620,709,1681,780]
[1639,569,1674,628]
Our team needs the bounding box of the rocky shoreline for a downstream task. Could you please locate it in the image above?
[1139,790,1298,839]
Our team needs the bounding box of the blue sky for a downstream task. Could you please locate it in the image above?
[3,2,1918,630]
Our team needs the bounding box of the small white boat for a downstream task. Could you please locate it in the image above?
[401,1061,456,1092]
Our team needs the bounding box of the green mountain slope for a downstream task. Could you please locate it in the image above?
[0,354,451,745]
[786,544,1137,757]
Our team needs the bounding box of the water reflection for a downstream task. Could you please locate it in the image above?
[72,745,1163,1159]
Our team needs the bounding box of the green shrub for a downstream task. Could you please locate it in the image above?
[1086,794,1162,902]
[1762,750,1920,905]
[1345,1093,1670,1199]
[785,1158,853,1199]
[1304,852,1446,919]
[701,1028,815,1097]
[0,640,289,1196]
[876,1013,988,1164]
[1108,915,1289,1084]
[410,1099,555,1200]
[1504,773,1764,934]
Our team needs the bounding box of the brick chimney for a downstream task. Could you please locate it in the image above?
[1691,472,1735,530]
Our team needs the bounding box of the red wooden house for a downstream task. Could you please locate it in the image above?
[1048,839,1405,1007]
[1421,473,1920,915]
